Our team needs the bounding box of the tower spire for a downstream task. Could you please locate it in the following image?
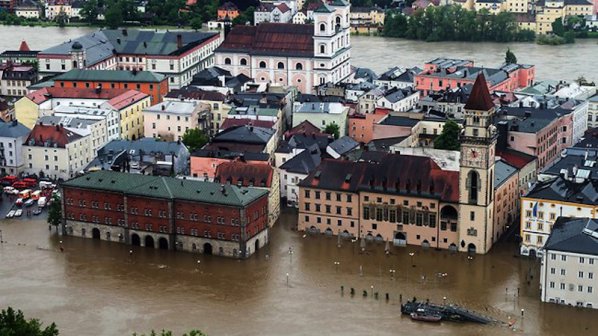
[464,73,494,111]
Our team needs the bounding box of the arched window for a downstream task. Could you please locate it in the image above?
[240,58,247,66]
[295,63,303,70]
[320,44,326,54]
[466,170,480,204]
[320,23,326,32]
[224,58,232,65]
[259,61,266,68]
[277,62,284,69]
[336,16,341,25]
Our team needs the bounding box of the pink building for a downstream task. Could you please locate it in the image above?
[348,108,390,143]
[371,114,419,140]
[415,58,535,96]
[190,150,270,180]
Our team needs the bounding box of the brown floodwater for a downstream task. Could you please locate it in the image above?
[1,205,597,336]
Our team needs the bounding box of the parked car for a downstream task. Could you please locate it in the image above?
[5,210,15,218]
[14,209,22,217]
[15,198,24,207]
[3,186,18,194]
[24,199,35,207]
[32,208,42,216]
[38,196,47,208]
[1,175,18,186]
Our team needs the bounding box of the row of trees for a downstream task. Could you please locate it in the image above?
[80,0,256,29]
[383,6,535,42]
[1,307,207,336]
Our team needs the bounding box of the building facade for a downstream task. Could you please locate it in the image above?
[61,171,270,258]
[0,120,30,175]
[215,1,352,94]
[143,100,211,141]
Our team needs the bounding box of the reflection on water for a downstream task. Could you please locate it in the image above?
[1,210,597,335]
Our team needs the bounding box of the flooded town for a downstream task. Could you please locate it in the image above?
[0,0,598,335]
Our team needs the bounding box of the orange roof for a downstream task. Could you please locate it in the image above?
[26,124,82,148]
[19,40,30,52]
[214,161,274,188]
[105,90,149,110]
[26,87,130,104]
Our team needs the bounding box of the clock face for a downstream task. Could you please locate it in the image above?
[470,149,478,159]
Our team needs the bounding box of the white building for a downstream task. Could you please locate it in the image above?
[215,1,352,94]
[53,104,121,143]
[38,29,222,89]
[15,5,42,19]
[376,87,420,112]
[292,102,349,136]
[293,11,307,24]
[39,115,109,154]
[588,94,598,128]
[520,174,598,257]
[540,217,598,309]
[23,123,93,179]
[278,146,321,207]
[0,120,30,175]
[143,100,211,141]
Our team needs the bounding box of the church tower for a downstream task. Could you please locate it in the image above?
[458,74,497,254]
[312,0,351,86]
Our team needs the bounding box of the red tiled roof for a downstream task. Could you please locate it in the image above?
[214,161,274,188]
[276,3,291,13]
[220,118,275,130]
[284,120,327,139]
[464,73,494,111]
[19,40,30,52]
[165,88,226,102]
[217,23,315,57]
[26,87,129,104]
[496,148,536,169]
[25,124,82,148]
[105,90,149,110]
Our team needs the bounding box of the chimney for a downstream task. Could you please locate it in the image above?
[161,104,166,111]
[176,34,183,49]
[122,29,128,36]
[220,184,225,194]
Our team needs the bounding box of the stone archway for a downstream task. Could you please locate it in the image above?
[449,243,457,252]
[145,235,155,248]
[131,233,141,246]
[529,249,537,258]
[92,228,101,240]
[422,240,430,248]
[467,243,477,254]
[158,237,168,250]
[325,228,333,236]
[254,239,260,252]
[393,232,406,247]
[203,242,213,255]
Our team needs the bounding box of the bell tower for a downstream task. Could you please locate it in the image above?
[458,73,497,254]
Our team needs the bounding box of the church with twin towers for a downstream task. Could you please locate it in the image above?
[214,0,352,94]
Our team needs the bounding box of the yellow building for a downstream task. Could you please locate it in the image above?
[14,94,40,129]
[474,0,507,14]
[102,90,151,140]
[535,0,594,34]
[350,6,386,31]
[504,0,530,12]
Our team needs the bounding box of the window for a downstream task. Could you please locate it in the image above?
[315,191,320,199]
[550,267,555,274]
[320,23,326,31]
[589,286,593,293]
[372,223,377,230]
[295,63,303,70]
[579,271,584,278]
[562,255,567,261]
[325,205,331,213]
[336,206,341,215]
[224,58,232,65]
[315,204,321,212]
[347,208,352,216]
[320,44,326,54]
[305,203,310,211]
[466,170,479,204]
[336,193,341,202]
[277,62,284,69]
[561,269,566,276]
[363,207,370,219]
[259,61,266,68]
[470,211,475,221]
[240,58,247,66]
[305,190,310,198]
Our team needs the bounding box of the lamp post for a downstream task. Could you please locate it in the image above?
[286,272,289,287]
[389,269,396,280]
[334,261,340,273]
[409,252,415,267]
[288,246,294,263]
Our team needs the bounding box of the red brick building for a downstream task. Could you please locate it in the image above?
[61,171,269,258]
[53,69,168,103]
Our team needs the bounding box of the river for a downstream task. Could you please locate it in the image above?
[0,26,596,82]
[1,26,598,335]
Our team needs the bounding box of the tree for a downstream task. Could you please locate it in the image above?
[190,17,203,30]
[81,0,100,23]
[232,6,255,25]
[552,18,565,36]
[105,0,124,28]
[47,194,62,232]
[56,9,68,27]
[433,120,461,151]
[505,48,517,64]
[181,128,209,152]
[324,123,340,140]
[0,307,59,336]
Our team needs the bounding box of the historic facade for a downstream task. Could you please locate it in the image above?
[61,171,270,258]
[214,0,352,93]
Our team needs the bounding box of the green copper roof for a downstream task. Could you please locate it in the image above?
[62,171,267,207]
[54,69,165,83]
[329,0,349,6]
[314,4,333,13]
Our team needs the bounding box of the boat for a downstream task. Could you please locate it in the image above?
[401,299,492,324]
[5,210,15,218]
[14,209,23,217]
[411,312,442,322]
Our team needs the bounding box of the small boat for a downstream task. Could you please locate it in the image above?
[14,209,23,217]
[410,311,442,322]
[5,210,15,218]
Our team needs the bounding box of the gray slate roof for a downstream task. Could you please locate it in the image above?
[526,176,598,205]
[0,120,30,138]
[544,217,598,256]
[99,138,187,157]
[494,160,517,188]
[379,115,419,127]
[212,125,274,145]
[280,145,322,174]
[328,136,359,155]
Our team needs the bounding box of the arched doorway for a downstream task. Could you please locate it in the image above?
[467,243,477,254]
[422,240,430,248]
[254,239,260,252]
[131,234,141,246]
[375,234,384,242]
[529,249,537,258]
[158,237,168,250]
[145,236,155,248]
[203,243,213,255]
[325,228,333,236]
[449,243,457,252]
[92,228,101,240]
[440,205,458,232]
[308,226,319,234]
[393,232,406,247]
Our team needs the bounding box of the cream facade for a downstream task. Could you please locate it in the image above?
[143,101,211,141]
[298,187,361,238]
[102,93,151,140]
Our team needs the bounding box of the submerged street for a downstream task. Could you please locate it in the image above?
[1,207,597,335]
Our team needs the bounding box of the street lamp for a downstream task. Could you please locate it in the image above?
[286,272,290,287]
[334,261,340,272]
[371,285,374,296]
[389,269,396,280]
[443,296,447,305]
[409,252,415,267]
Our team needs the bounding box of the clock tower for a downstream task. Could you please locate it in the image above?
[458,73,497,254]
